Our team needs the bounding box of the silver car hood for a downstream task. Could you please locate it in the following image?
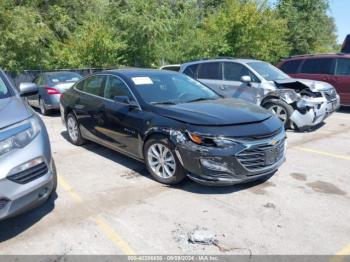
[291,78,334,92]
[0,96,32,130]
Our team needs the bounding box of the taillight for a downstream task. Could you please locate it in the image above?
[45,86,61,95]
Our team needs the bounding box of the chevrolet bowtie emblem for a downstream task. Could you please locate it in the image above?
[270,140,278,146]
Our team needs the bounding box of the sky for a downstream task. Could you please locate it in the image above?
[328,0,349,44]
[269,0,349,44]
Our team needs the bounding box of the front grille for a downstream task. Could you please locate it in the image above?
[324,89,337,101]
[0,198,9,210]
[8,162,48,184]
[237,139,285,172]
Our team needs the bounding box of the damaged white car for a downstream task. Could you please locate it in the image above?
[180,58,340,130]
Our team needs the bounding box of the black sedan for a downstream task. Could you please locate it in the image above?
[60,69,286,186]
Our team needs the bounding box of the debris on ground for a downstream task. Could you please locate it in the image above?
[188,227,218,245]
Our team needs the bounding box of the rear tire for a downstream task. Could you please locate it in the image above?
[144,136,186,185]
[66,113,86,146]
[263,99,294,129]
[39,98,50,116]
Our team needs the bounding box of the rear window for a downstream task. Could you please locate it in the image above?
[48,72,82,83]
[0,76,10,99]
[183,64,199,78]
[280,60,302,74]
[336,58,350,76]
[300,58,334,75]
[197,62,222,80]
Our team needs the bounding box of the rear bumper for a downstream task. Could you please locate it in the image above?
[43,94,61,110]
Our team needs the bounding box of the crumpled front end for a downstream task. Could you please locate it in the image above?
[272,79,340,129]
[167,124,286,186]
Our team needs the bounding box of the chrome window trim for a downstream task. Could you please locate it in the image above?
[73,73,142,111]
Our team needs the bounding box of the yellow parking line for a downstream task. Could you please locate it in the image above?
[294,147,350,161]
[57,175,83,203]
[336,243,350,255]
[57,174,136,254]
[94,216,136,255]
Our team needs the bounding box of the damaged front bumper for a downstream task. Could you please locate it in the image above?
[173,131,287,186]
[290,94,340,130]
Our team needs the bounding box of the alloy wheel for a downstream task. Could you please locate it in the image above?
[147,143,176,179]
[67,117,79,143]
[270,105,287,122]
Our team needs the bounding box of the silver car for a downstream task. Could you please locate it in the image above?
[180,58,340,130]
[27,71,82,115]
[0,70,57,220]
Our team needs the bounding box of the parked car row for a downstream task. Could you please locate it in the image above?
[161,58,341,131]
[0,51,344,220]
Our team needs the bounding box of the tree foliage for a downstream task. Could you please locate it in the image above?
[0,0,339,71]
[276,0,337,55]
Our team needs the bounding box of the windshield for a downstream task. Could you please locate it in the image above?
[48,72,82,83]
[0,76,10,99]
[248,61,290,81]
[130,72,220,104]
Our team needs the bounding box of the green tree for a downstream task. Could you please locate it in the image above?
[276,0,337,55]
[197,0,290,63]
[0,3,53,71]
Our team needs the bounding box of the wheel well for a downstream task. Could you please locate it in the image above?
[142,132,168,155]
[261,96,280,107]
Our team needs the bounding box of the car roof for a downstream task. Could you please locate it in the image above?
[182,58,263,67]
[281,53,350,61]
[101,68,180,78]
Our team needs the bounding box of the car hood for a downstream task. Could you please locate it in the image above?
[0,96,32,130]
[152,98,272,126]
[275,78,333,92]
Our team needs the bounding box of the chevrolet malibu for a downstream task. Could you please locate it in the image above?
[0,70,57,220]
[60,69,286,186]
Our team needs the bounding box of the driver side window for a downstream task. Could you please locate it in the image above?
[104,76,134,101]
[223,62,259,82]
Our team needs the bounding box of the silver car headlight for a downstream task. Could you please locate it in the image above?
[0,116,41,156]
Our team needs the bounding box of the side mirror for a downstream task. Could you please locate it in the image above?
[19,82,38,97]
[241,75,252,84]
[113,96,139,108]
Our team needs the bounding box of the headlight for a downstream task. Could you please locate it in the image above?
[0,117,41,156]
[188,132,238,148]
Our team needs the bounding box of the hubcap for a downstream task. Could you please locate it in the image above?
[270,105,287,122]
[147,143,176,179]
[67,117,79,142]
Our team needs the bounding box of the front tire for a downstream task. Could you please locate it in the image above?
[263,99,294,129]
[66,113,86,146]
[144,136,186,185]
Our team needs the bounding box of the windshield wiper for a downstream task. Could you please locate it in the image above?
[186,97,215,103]
[150,101,178,105]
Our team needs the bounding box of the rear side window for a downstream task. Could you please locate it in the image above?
[336,59,350,76]
[300,58,334,74]
[197,62,222,80]
[104,76,134,101]
[280,60,302,74]
[77,75,106,97]
[183,64,199,78]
